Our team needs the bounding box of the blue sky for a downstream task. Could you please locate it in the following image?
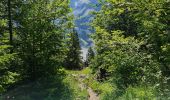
[70,0,99,60]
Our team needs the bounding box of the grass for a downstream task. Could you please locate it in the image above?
[0,69,88,100]
[64,69,88,100]
[81,67,92,75]
[0,76,73,100]
[80,68,168,100]
[119,86,157,100]
[2,67,168,100]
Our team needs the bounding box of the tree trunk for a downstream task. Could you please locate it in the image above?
[8,0,13,53]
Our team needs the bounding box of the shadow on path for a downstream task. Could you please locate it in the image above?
[0,76,75,100]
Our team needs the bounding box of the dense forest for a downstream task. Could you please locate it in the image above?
[0,0,170,100]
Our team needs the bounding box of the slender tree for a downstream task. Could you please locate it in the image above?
[65,29,82,69]
[7,0,13,53]
[0,0,18,93]
[86,47,95,65]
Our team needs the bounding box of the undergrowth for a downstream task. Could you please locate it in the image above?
[0,68,88,100]
[81,67,170,100]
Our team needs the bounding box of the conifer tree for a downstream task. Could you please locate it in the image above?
[0,0,18,92]
[86,47,95,65]
[65,29,82,69]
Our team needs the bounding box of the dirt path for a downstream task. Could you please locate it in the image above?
[72,73,99,100]
[88,87,99,100]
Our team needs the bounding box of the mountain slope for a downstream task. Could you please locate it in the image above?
[70,0,100,48]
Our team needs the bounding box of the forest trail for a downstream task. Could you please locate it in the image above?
[88,87,99,100]
[71,72,99,100]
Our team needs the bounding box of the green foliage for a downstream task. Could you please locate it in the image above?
[0,45,18,93]
[65,29,82,69]
[119,86,158,100]
[89,0,170,98]
[64,71,88,100]
[0,3,19,92]
[100,85,159,100]
[91,27,160,86]
[82,67,161,100]
[0,0,169,99]
[0,74,88,100]
[86,47,95,65]
[81,67,92,75]
[1,0,80,95]
[14,0,73,79]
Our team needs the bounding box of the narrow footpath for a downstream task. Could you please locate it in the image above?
[71,73,99,100]
[88,87,99,100]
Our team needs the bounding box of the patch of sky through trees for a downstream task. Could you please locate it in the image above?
[70,0,100,60]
